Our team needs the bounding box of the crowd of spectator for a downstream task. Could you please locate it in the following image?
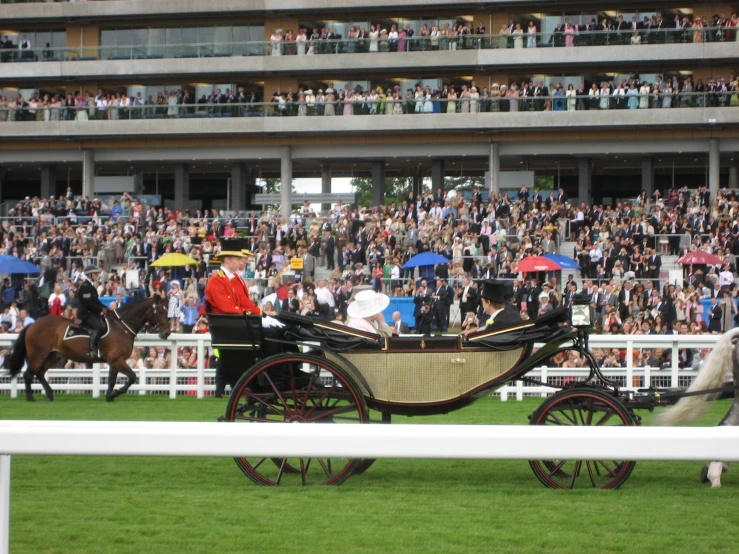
[1,178,738,373]
[2,72,738,123]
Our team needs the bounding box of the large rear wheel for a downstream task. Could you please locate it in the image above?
[528,388,638,489]
[225,353,368,486]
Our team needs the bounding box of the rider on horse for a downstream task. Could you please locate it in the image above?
[78,264,109,358]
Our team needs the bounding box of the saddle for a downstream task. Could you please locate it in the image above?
[63,318,110,341]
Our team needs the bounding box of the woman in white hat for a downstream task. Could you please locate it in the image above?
[167,280,184,333]
[347,289,394,337]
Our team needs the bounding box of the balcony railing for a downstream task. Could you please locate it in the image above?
[0,27,734,63]
[0,93,735,122]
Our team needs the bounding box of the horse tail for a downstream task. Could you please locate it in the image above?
[5,326,29,378]
[657,327,739,426]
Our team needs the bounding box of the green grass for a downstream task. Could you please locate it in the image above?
[1,395,738,554]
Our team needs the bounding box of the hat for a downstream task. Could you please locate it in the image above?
[539,291,549,300]
[170,280,180,288]
[480,279,507,303]
[84,264,100,275]
[347,290,390,319]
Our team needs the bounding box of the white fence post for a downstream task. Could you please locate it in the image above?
[9,377,16,400]
[197,339,205,399]
[671,339,680,388]
[169,339,178,400]
[91,363,101,399]
[138,367,147,396]
[0,455,10,554]
[625,339,634,390]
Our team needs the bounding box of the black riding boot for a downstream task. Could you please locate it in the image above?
[89,329,100,358]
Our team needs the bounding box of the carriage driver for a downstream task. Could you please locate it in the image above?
[461,279,521,336]
[78,264,109,358]
[204,248,261,316]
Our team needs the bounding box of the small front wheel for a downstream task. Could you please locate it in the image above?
[528,388,638,490]
[225,353,369,486]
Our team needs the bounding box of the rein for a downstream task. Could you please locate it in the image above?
[107,298,165,339]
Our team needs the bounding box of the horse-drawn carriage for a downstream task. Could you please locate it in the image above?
[210,302,738,489]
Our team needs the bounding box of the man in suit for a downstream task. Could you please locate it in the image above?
[323,230,335,270]
[391,311,409,335]
[432,278,451,332]
[645,248,661,287]
[462,280,522,335]
[457,277,478,317]
[413,279,430,321]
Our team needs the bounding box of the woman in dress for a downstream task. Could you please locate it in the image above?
[692,17,704,43]
[469,86,479,112]
[566,83,577,111]
[639,82,650,109]
[627,82,640,109]
[368,88,378,114]
[75,93,88,121]
[459,85,470,113]
[507,83,519,111]
[565,23,576,47]
[513,24,524,48]
[297,92,307,116]
[48,285,66,317]
[661,85,673,108]
[527,21,537,48]
[552,85,565,111]
[446,87,457,113]
[324,92,335,116]
[384,89,394,115]
[423,87,434,113]
[414,84,424,113]
[498,23,509,49]
[398,30,407,53]
[588,83,600,110]
[296,29,307,55]
[343,91,354,116]
[490,83,501,112]
[50,95,61,121]
[392,91,404,114]
[167,281,183,333]
[270,29,282,56]
[599,83,610,110]
[369,24,379,52]
[167,91,178,118]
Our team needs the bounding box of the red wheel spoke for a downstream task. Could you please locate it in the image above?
[569,460,582,488]
[242,390,290,419]
[234,415,284,423]
[263,372,293,417]
[596,460,617,477]
[303,403,357,423]
[595,412,614,426]
[317,458,333,479]
[546,460,568,478]
[302,389,330,420]
[552,409,576,426]
[585,461,597,487]
[567,400,580,426]
[276,458,288,485]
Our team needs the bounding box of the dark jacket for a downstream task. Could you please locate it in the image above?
[77,279,106,318]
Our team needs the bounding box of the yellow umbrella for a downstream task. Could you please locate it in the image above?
[150,253,198,267]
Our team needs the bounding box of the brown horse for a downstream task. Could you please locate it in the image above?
[4,295,171,402]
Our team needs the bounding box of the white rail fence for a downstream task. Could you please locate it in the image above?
[0,334,716,400]
[3,422,739,554]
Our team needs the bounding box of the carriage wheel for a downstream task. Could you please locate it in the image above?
[528,388,638,490]
[225,353,368,486]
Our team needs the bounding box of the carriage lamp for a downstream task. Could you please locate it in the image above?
[570,293,594,329]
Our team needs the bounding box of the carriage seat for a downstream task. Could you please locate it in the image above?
[464,306,573,348]
[207,313,264,353]
[276,312,384,351]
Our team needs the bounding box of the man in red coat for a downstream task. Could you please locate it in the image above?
[205,249,261,316]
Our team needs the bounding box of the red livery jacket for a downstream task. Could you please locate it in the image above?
[204,269,261,315]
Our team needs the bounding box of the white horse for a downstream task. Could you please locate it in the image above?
[658,327,739,488]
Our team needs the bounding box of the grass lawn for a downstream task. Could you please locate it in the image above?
[1,394,738,554]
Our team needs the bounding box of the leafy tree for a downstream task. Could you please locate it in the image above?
[350,177,412,207]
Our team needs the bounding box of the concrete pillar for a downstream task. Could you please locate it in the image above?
[709,138,720,200]
[321,164,332,215]
[411,162,422,197]
[730,157,738,189]
[40,164,56,199]
[82,150,95,199]
[174,164,190,211]
[578,158,591,204]
[133,169,144,195]
[371,160,385,207]
[641,157,654,200]
[230,163,248,213]
[431,159,445,192]
[280,146,292,219]
[488,142,500,197]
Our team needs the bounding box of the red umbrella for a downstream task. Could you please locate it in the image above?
[515,256,562,274]
[677,251,723,266]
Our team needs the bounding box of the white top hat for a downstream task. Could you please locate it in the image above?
[347,290,390,319]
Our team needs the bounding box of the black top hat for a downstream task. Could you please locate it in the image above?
[480,279,507,303]
[220,237,251,252]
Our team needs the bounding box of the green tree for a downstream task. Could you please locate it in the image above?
[350,177,412,207]
[443,175,485,193]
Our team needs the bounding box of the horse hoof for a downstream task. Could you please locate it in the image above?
[106,396,115,403]
[26,397,35,402]
[45,397,54,402]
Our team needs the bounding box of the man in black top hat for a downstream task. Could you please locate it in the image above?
[462,279,521,335]
[78,264,108,358]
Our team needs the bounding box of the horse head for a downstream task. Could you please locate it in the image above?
[148,295,172,339]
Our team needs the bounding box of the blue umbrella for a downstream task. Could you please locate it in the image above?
[543,253,581,270]
[0,255,41,274]
[403,252,451,269]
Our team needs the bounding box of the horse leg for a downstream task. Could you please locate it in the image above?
[106,365,118,402]
[23,370,35,402]
[36,368,55,402]
[111,364,137,400]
